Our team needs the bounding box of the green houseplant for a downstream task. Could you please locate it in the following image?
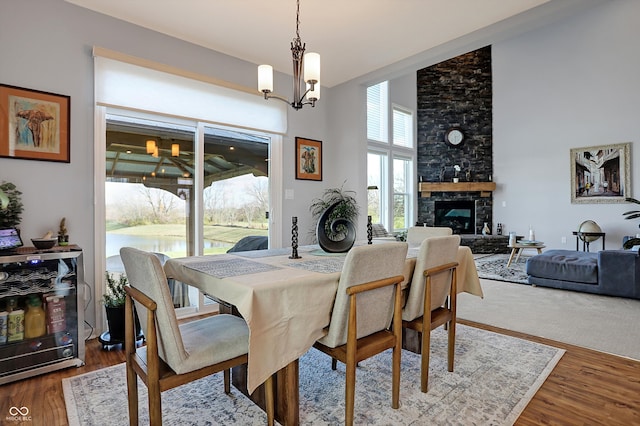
[100,272,141,347]
[309,183,359,242]
[0,181,24,228]
[622,197,640,249]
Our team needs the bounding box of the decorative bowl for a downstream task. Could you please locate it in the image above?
[31,238,57,250]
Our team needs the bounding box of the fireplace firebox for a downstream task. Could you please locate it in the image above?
[434,201,476,234]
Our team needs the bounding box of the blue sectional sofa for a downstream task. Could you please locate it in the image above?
[525,249,640,299]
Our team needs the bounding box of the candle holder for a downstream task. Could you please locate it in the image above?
[367,215,373,244]
[289,216,301,259]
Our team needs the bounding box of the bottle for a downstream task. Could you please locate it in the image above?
[482,222,490,235]
[496,223,503,236]
[0,310,7,344]
[529,225,535,241]
[25,295,47,339]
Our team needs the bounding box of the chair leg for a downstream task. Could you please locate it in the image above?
[224,369,231,394]
[125,363,139,426]
[148,380,162,426]
[421,324,431,393]
[331,358,337,370]
[345,358,356,426]
[264,375,275,426]
[391,344,400,409]
[447,320,456,372]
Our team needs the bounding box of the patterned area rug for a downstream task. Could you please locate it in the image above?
[474,253,531,284]
[63,325,563,425]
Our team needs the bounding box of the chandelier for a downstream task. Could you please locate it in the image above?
[258,0,320,110]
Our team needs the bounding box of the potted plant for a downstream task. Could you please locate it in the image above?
[100,272,142,347]
[310,183,359,252]
[622,197,640,249]
[0,181,24,228]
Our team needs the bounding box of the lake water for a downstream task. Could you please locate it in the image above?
[106,233,230,258]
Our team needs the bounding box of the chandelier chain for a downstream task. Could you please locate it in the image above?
[296,0,301,40]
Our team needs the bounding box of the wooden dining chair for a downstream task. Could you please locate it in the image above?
[313,242,408,426]
[401,235,460,392]
[119,247,274,426]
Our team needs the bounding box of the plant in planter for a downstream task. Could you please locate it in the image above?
[310,183,359,253]
[0,181,24,228]
[100,272,142,348]
[622,197,640,248]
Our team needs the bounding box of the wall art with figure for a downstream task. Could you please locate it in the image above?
[570,142,630,204]
[0,84,70,163]
[295,137,322,181]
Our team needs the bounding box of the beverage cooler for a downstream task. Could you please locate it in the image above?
[0,247,85,384]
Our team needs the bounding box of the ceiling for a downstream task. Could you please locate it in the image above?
[65,0,568,88]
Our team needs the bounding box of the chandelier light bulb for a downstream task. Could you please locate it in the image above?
[304,52,320,84]
[258,65,274,93]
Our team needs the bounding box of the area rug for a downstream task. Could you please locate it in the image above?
[63,325,563,425]
[474,253,531,284]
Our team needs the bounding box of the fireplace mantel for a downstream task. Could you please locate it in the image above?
[419,182,496,197]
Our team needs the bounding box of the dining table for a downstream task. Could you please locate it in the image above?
[163,240,483,425]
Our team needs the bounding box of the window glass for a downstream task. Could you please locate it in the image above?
[367,81,388,142]
[392,106,413,148]
[393,157,412,230]
[367,152,387,225]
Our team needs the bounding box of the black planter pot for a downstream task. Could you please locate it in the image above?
[99,305,143,349]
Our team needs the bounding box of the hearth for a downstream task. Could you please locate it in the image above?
[434,200,475,234]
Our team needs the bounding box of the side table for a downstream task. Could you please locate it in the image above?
[507,242,545,267]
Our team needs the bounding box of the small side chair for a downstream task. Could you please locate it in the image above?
[119,247,274,426]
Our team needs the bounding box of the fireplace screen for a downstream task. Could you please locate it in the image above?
[434,201,475,234]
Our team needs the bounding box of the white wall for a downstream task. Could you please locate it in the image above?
[1,0,637,332]
[492,0,640,248]
[0,0,333,331]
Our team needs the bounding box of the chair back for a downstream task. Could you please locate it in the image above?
[407,226,453,247]
[120,247,188,370]
[402,235,460,321]
[320,242,408,348]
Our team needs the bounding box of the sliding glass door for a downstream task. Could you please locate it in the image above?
[105,112,271,315]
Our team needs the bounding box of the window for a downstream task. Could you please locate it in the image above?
[367,81,415,233]
[367,81,388,142]
[393,156,412,229]
[367,151,387,224]
[392,106,413,148]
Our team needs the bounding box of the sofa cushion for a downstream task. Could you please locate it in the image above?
[526,250,598,284]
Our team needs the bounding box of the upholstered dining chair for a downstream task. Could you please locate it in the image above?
[119,247,274,426]
[402,235,460,392]
[406,226,453,247]
[313,242,408,426]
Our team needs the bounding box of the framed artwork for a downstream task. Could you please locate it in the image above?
[0,84,70,163]
[295,137,322,181]
[570,142,631,204]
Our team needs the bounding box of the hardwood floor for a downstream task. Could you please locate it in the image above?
[1,320,638,425]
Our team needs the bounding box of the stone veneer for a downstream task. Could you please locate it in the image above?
[416,46,493,235]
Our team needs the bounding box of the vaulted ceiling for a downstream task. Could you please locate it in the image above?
[65,0,600,88]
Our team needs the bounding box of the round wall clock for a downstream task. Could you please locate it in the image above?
[445,128,464,146]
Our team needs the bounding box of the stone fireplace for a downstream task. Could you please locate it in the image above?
[416,46,494,234]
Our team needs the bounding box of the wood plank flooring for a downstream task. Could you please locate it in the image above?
[0,319,638,425]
